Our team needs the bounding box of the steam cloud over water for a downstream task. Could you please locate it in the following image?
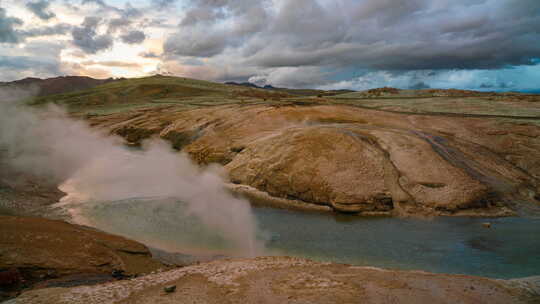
[0,88,263,256]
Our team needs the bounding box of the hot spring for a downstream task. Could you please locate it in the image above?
[66,196,540,279]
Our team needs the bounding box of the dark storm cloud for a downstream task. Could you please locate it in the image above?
[80,0,108,8]
[81,0,142,18]
[74,0,148,50]
[165,0,269,57]
[271,0,347,48]
[26,0,56,20]
[120,3,142,18]
[0,8,23,43]
[107,18,132,33]
[22,23,72,38]
[164,28,227,57]
[71,17,113,54]
[480,81,509,89]
[163,0,540,71]
[105,3,147,34]
[0,6,70,43]
[178,0,234,27]
[120,30,145,44]
[409,82,430,90]
[81,15,100,28]
[152,0,177,10]
[180,7,224,26]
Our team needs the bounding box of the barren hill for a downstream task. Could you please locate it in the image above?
[0,76,118,97]
[15,75,540,217]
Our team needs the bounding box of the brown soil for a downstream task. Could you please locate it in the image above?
[9,257,539,304]
[0,162,64,217]
[0,216,165,301]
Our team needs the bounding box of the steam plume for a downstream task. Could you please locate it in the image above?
[0,87,263,256]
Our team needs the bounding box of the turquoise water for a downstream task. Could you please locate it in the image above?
[78,198,540,279]
[256,207,540,279]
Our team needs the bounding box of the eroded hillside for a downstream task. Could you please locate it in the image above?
[22,76,540,216]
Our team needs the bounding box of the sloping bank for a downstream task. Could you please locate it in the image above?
[7,256,540,304]
[2,216,539,303]
[0,216,165,301]
[89,103,540,216]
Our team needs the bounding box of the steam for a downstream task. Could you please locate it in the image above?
[0,87,264,256]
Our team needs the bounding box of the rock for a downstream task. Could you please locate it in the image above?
[505,276,540,298]
[230,145,245,153]
[164,285,176,293]
[46,270,58,278]
[112,269,126,279]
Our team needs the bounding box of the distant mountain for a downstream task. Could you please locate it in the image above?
[224,82,283,90]
[332,86,540,99]
[0,76,120,97]
[224,81,355,97]
[224,82,261,89]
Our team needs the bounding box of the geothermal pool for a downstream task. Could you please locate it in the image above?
[74,197,540,279]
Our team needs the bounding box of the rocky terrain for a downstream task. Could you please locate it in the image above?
[86,97,540,216]
[7,256,540,304]
[4,75,537,216]
[0,161,64,218]
[0,216,165,301]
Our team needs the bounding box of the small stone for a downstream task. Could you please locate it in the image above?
[230,146,246,153]
[112,269,125,279]
[164,285,176,293]
[46,270,57,278]
[482,222,491,228]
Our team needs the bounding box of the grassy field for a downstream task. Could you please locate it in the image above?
[326,96,540,118]
[23,75,540,125]
[26,75,306,115]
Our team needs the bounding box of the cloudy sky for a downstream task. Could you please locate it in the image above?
[1,0,539,91]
